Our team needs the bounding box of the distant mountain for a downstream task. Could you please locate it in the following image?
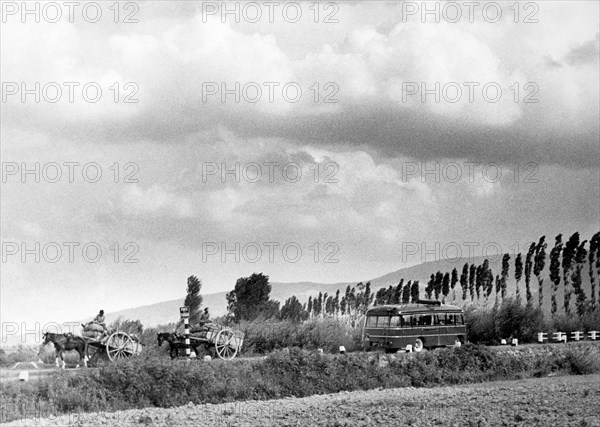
[103,254,595,328]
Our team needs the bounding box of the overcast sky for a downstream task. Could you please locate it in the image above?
[1,1,599,328]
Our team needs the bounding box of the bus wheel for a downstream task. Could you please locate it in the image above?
[454,338,462,348]
[414,339,424,352]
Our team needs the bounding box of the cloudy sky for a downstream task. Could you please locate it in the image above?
[1,1,599,327]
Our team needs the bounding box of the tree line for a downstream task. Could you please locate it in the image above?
[179,230,599,326]
[288,231,600,322]
[417,231,600,318]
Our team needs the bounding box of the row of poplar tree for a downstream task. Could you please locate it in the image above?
[418,231,600,317]
[300,231,600,320]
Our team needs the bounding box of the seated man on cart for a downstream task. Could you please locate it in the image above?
[83,310,109,337]
[199,308,210,325]
[190,308,212,335]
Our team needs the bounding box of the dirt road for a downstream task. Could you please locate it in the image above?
[4,374,599,426]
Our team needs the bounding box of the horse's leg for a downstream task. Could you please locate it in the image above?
[83,343,88,368]
[56,350,63,369]
[37,345,45,364]
[74,348,81,369]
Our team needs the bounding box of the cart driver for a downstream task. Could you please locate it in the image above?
[199,307,210,325]
[88,309,108,333]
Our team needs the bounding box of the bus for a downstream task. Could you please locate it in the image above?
[362,300,466,352]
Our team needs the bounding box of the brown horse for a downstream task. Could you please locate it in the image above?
[42,332,88,369]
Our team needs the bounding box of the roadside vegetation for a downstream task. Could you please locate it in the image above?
[2,343,599,423]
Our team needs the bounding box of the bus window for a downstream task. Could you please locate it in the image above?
[366,316,377,327]
[390,316,401,327]
[377,316,390,327]
[433,315,441,325]
[460,314,465,325]
[418,315,433,326]
[402,315,412,327]
[445,314,455,325]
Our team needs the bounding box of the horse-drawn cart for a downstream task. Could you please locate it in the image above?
[41,330,143,369]
[158,324,244,360]
[85,330,143,365]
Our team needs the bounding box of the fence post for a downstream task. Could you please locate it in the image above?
[553,331,566,343]
[179,306,191,359]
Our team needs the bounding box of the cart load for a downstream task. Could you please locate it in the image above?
[82,323,104,340]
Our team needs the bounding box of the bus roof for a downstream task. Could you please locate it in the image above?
[366,302,464,316]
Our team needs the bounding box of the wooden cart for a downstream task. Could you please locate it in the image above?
[190,324,245,360]
[85,330,143,365]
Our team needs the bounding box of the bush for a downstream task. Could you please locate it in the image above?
[466,298,548,344]
[561,347,600,375]
[495,298,546,343]
[237,318,361,355]
[465,306,498,345]
[550,311,600,335]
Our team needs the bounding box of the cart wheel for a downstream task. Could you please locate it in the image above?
[106,332,135,361]
[214,329,238,360]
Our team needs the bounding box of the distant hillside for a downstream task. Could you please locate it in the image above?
[103,254,595,328]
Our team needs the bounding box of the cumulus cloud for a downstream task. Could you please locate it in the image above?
[1,2,597,166]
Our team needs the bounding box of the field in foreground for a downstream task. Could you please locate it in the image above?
[4,374,599,426]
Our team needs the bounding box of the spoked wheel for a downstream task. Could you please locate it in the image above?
[414,338,424,352]
[106,332,135,362]
[214,329,239,360]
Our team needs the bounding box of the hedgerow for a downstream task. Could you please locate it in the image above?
[2,343,599,423]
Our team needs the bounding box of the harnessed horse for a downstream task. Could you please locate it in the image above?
[41,332,88,369]
[157,332,205,359]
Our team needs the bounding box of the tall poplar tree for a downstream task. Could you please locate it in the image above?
[572,241,588,317]
[514,253,523,302]
[501,253,510,299]
[562,232,580,316]
[549,234,563,316]
[460,263,469,301]
[524,242,536,306]
[533,236,547,309]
